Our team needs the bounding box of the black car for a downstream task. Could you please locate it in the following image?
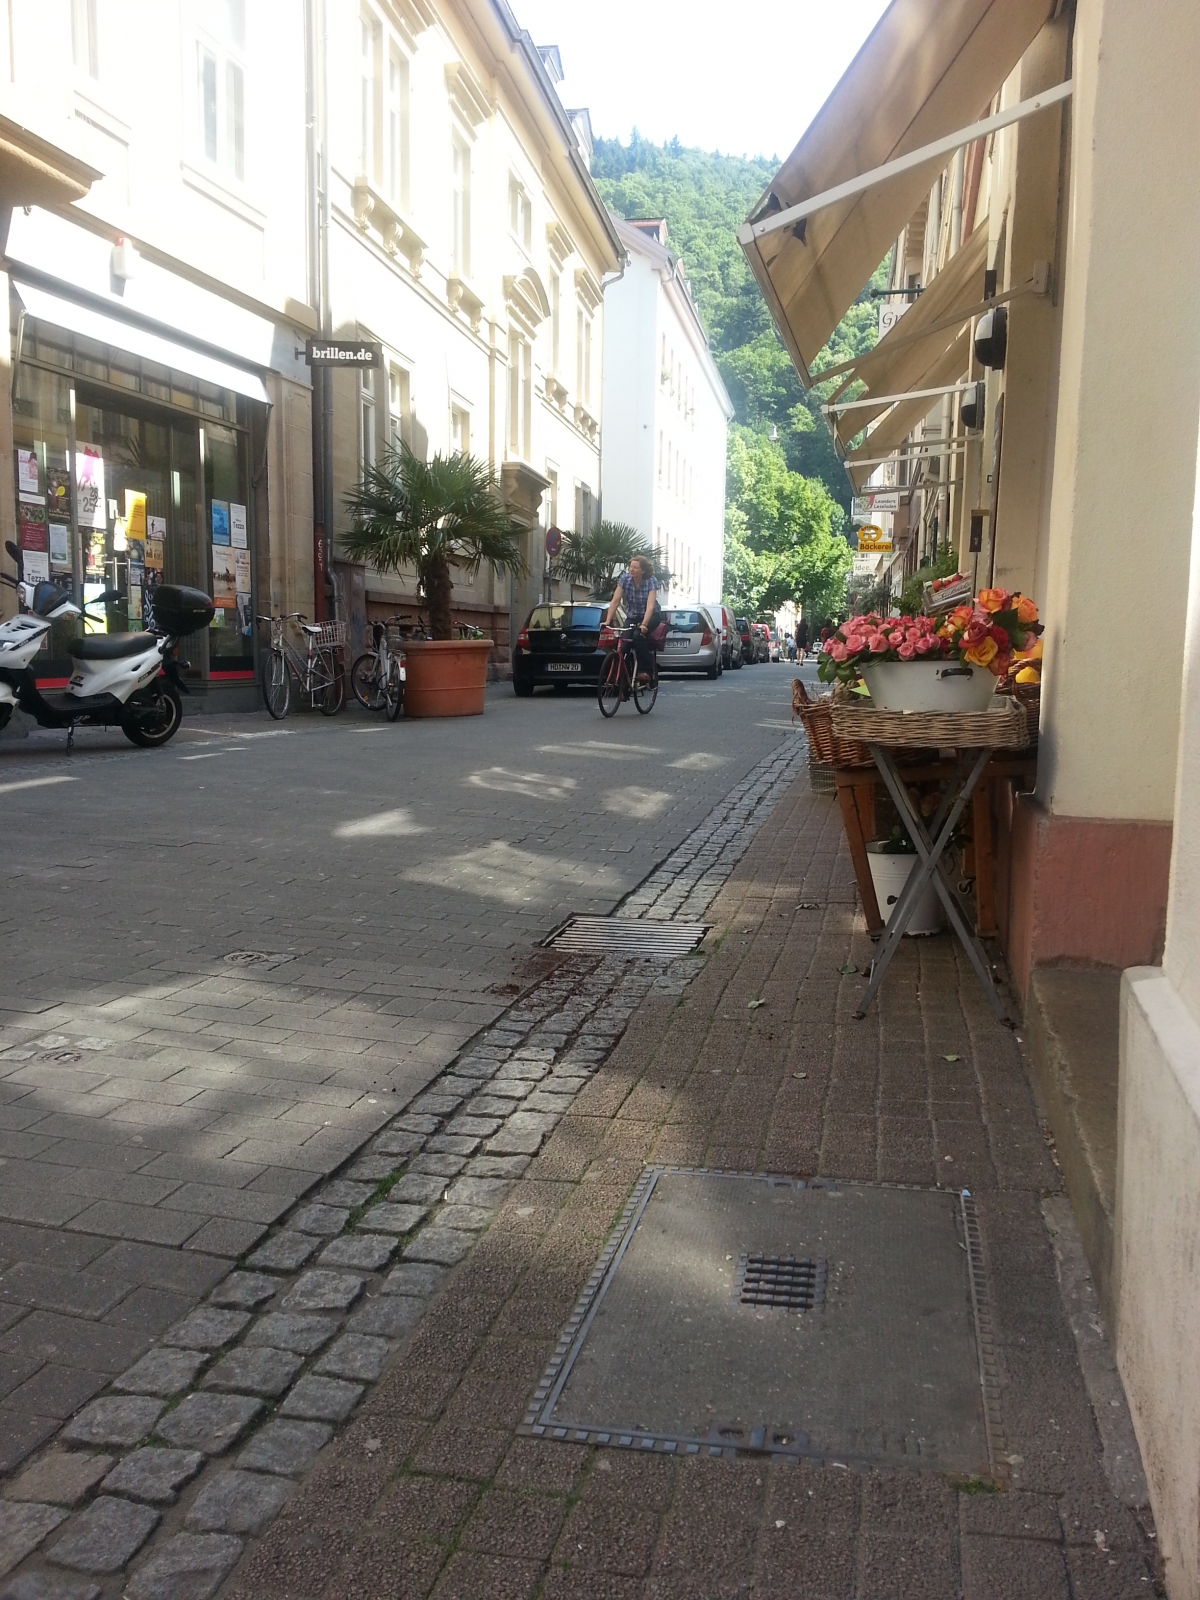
[736,616,753,663]
[512,602,610,694]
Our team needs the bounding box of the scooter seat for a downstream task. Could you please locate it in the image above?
[67,632,157,661]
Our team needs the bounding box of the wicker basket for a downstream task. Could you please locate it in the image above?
[792,679,873,768]
[830,689,1029,750]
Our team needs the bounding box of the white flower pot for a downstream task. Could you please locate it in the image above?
[865,845,945,935]
[861,660,997,713]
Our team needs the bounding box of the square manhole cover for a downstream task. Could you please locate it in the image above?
[522,1168,1000,1474]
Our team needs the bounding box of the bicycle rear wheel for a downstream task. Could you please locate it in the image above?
[598,652,622,718]
[351,652,385,710]
[385,658,404,721]
[634,658,659,714]
[261,649,291,720]
[319,653,345,715]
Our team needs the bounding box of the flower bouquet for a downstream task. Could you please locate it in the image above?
[818,587,1042,712]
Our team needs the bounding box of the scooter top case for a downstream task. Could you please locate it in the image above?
[151,585,216,635]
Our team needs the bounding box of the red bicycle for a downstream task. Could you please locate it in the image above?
[597,622,662,717]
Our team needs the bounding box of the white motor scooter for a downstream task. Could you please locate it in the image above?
[0,539,214,750]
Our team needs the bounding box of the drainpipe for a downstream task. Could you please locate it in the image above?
[304,0,322,621]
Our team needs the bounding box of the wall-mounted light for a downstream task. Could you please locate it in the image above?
[974,306,1007,369]
[111,236,137,283]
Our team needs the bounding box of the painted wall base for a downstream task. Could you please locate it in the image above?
[1005,796,1172,997]
[1115,968,1200,1600]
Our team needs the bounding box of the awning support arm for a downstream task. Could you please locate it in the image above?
[738,80,1073,245]
[824,381,977,414]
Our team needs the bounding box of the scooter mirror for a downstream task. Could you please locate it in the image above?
[99,589,122,605]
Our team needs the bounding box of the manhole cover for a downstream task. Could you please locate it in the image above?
[521,1168,1001,1474]
[735,1253,826,1311]
[224,950,294,969]
[542,917,708,957]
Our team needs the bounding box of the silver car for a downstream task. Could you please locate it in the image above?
[658,606,723,678]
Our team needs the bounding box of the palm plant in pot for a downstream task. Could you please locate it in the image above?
[551,519,672,598]
[342,444,525,717]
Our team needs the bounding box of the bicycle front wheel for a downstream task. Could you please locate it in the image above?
[351,652,385,710]
[385,658,404,721]
[261,649,291,720]
[634,659,659,714]
[320,657,345,716]
[598,652,622,718]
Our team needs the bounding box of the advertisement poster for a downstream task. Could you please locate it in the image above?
[47,468,71,519]
[211,500,230,545]
[17,447,40,500]
[146,515,165,570]
[212,544,237,607]
[48,524,70,569]
[76,448,106,530]
[86,532,105,577]
[124,490,147,542]
[19,504,48,552]
[230,502,248,548]
[128,583,143,625]
[236,592,253,636]
[143,567,162,631]
[22,550,49,585]
[127,539,145,569]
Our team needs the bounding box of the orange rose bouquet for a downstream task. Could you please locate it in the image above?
[937,588,1042,679]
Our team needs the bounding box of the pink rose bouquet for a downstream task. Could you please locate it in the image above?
[818,591,1043,686]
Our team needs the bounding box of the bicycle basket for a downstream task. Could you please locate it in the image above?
[310,620,346,651]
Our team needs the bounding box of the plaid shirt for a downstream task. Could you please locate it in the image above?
[617,569,658,624]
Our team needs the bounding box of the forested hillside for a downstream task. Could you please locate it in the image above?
[593,134,886,617]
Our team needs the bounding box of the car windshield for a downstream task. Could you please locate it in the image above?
[736,618,748,631]
[665,610,704,632]
[526,605,604,630]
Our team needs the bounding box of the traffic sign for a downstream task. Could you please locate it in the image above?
[544,525,563,557]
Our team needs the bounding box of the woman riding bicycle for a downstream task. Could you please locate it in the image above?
[605,555,659,681]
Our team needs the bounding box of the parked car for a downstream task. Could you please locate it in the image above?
[658,606,723,677]
[716,604,742,669]
[736,616,754,663]
[750,623,771,663]
[512,602,611,694]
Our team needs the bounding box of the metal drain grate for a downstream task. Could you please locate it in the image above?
[735,1253,826,1311]
[224,950,295,970]
[543,916,709,957]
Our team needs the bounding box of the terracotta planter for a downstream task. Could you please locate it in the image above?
[401,638,493,718]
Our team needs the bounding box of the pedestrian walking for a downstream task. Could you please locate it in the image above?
[795,617,808,661]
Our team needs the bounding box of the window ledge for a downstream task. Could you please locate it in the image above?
[544,373,569,409]
[574,401,599,440]
[447,272,484,331]
[352,177,425,276]
[180,159,265,227]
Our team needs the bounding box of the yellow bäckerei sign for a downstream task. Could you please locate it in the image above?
[855,523,893,553]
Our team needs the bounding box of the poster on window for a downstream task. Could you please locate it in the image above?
[212,544,237,608]
[236,592,253,636]
[146,515,165,570]
[22,550,49,585]
[48,524,70,570]
[19,504,48,553]
[211,500,230,546]
[76,448,106,530]
[47,468,71,520]
[124,490,147,542]
[143,567,162,631]
[128,583,143,625]
[17,447,40,500]
[230,502,247,548]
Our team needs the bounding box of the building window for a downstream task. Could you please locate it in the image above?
[72,0,99,76]
[359,11,380,181]
[451,136,471,276]
[386,46,409,207]
[197,1,245,180]
[388,363,410,451]
[509,176,532,251]
[549,274,560,375]
[657,430,663,485]
[546,466,559,528]
[451,403,470,457]
[361,367,377,476]
[575,483,594,535]
[508,331,530,460]
[576,310,591,406]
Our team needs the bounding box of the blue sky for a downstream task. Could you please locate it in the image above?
[513,0,891,162]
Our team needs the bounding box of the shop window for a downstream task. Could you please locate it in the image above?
[203,421,251,667]
[72,0,99,77]
[197,1,246,181]
[451,135,471,277]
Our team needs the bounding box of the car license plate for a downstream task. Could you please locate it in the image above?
[664,637,691,649]
[546,662,581,673]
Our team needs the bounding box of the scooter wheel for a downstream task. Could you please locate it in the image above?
[122,682,183,748]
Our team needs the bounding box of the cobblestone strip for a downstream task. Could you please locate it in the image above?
[0,734,807,1600]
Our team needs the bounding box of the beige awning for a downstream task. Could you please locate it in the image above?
[740,0,1055,385]
[831,220,988,467]
[0,115,99,209]
[844,327,971,490]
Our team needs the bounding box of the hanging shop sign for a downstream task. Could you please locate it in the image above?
[856,523,893,554]
[305,340,382,367]
[852,490,900,520]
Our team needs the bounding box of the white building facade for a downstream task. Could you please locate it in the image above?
[323,0,621,665]
[599,217,732,608]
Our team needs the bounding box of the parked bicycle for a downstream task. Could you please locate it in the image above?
[258,612,346,719]
[350,617,406,721]
[598,623,659,717]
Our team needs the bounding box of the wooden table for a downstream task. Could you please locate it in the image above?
[833,754,1037,935]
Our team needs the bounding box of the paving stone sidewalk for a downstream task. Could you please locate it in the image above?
[1,747,1161,1598]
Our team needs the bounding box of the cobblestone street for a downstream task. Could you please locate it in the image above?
[0,671,1159,1597]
